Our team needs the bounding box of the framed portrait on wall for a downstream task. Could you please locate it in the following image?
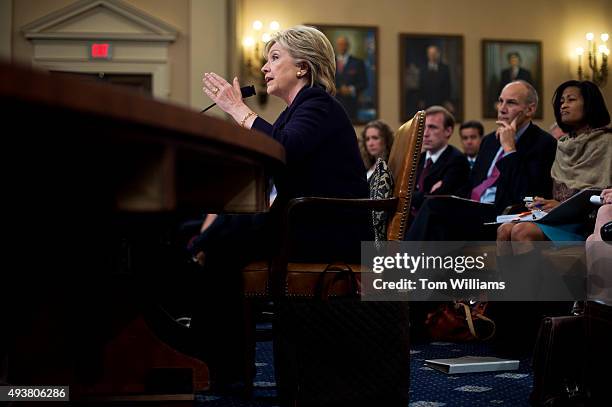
[482,39,543,118]
[400,33,464,123]
[309,24,378,124]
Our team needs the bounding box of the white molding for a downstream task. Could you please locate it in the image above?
[22,0,178,100]
[22,0,178,41]
[25,33,177,42]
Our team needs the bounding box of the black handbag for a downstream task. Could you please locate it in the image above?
[273,263,411,407]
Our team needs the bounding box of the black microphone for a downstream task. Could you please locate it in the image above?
[200,85,256,113]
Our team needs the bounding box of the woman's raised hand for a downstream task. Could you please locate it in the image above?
[202,72,246,118]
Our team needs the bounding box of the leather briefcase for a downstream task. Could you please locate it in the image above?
[530,314,586,406]
[274,264,411,407]
[584,300,612,405]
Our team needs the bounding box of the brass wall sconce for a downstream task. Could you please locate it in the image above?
[576,32,609,87]
[242,20,281,105]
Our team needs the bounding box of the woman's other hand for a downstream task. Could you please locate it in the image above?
[601,188,612,205]
[429,180,443,193]
[526,196,560,212]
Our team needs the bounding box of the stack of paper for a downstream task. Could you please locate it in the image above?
[424,356,519,374]
[496,210,546,224]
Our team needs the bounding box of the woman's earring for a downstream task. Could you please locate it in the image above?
[296,71,302,78]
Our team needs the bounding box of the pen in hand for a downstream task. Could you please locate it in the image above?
[524,196,544,210]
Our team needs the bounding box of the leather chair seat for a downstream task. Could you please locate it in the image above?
[243,262,363,298]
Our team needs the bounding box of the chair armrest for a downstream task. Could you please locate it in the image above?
[281,196,398,248]
[267,196,398,298]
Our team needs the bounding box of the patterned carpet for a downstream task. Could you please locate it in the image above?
[408,341,533,407]
[195,330,534,407]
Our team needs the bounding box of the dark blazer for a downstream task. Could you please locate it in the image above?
[498,67,534,97]
[335,55,368,120]
[412,145,470,210]
[418,62,451,108]
[470,122,556,213]
[252,84,368,202]
[500,67,533,87]
[252,84,370,261]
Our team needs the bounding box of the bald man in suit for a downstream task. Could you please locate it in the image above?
[406,80,556,241]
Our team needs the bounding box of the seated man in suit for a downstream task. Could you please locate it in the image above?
[411,105,470,218]
[459,120,484,170]
[406,80,557,241]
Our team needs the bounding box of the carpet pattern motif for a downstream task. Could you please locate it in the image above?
[196,339,533,407]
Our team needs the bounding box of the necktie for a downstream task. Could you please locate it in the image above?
[411,158,433,218]
[417,158,433,193]
[337,58,344,73]
[471,151,503,201]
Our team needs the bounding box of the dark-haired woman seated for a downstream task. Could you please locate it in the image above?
[497,80,611,251]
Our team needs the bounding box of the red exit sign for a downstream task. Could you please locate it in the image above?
[90,43,112,59]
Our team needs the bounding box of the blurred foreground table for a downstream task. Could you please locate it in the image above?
[0,62,284,402]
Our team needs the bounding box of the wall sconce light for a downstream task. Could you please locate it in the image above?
[242,20,281,105]
[576,32,609,87]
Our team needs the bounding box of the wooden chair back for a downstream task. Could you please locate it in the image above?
[386,110,425,240]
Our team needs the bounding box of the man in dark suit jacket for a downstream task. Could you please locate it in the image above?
[459,120,484,170]
[411,106,470,214]
[405,80,556,241]
[334,36,368,121]
[469,121,555,214]
[417,45,452,113]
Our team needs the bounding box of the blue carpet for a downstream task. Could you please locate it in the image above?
[195,340,277,407]
[408,341,533,407]
[196,336,533,406]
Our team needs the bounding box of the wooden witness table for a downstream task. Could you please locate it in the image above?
[0,63,284,401]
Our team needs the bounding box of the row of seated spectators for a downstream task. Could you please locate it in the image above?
[359,80,611,244]
[359,79,611,356]
[185,24,610,391]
